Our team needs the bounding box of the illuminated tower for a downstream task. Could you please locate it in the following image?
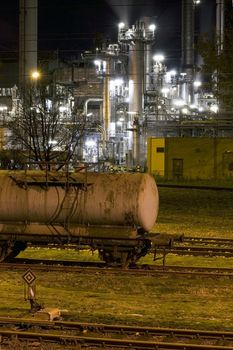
[118,19,155,165]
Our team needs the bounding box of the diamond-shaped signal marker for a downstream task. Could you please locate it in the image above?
[22,269,36,285]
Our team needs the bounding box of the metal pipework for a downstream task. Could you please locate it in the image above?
[84,98,103,116]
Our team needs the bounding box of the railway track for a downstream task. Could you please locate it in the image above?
[30,236,233,249]
[181,236,233,246]
[151,235,233,257]
[157,183,233,191]
[24,236,233,261]
[156,245,233,257]
[0,318,233,349]
[2,259,233,278]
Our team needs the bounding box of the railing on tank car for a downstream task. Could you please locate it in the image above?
[8,161,90,190]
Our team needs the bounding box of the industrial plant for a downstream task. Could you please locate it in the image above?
[0,2,233,341]
[0,0,232,175]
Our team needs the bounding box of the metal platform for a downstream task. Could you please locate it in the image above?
[9,173,92,189]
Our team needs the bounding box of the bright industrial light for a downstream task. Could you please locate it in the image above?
[110,80,115,91]
[129,80,134,90]
[118,22,125,29]
[167,70,177,76]
[94,60,101,66]
[173,99,185,107]
[49,140,57,145]
[149,24,156,31]
[114,78,124,85]
[194,0,201,4]
[110,78,124,91]
[190,104,197,109]
[119,117,124,122]
[31,71,40,80]
[210,104,219,113]
[193,80,202,87]
[127,111,137,115]
[182,108,189,114]
[161,87,169,94]
[198,107,204,112]
[86,112,93,117]
[85,140,96,147]
[0,106,7,111]
[153,54,165,62]
[59,106,67,112]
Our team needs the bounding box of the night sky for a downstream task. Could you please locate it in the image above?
[0,0,215,69]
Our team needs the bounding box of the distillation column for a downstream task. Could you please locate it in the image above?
[118,20,155,165]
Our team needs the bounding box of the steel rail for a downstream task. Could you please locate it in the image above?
[1,260,233,278]
[157,183,233,191]
[145,264,233,274]
[156,246,233,257]
[0,317,233,341]
[0,328,233,349]
[27,235,233,257]
[182,237,233,245]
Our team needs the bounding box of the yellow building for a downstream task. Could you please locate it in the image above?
[147,137,233,180]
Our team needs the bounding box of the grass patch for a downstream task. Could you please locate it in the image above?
[19,248,233,270]
[1,186,233,330]
[155,187,233,237]
[156,177,233,189]
[0,270,232,331]
[19,247,101,261]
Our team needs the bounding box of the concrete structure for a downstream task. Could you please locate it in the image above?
[147,137,233,180]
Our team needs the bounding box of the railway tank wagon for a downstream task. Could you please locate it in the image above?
[0,170,159,266]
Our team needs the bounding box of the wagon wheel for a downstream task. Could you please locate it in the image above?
[0,241,27,262]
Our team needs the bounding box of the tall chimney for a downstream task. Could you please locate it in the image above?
[216,0,225,53]
[181,0,194,103]
[19,0,38,87]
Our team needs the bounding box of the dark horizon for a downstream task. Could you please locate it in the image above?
[0,1,215,69]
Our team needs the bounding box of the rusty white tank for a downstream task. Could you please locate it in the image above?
[0,171,158,232]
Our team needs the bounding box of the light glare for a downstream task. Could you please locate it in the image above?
[193,80,202,87]
[153,54,165,62]
[173,99,185,107]
[31,71,40,79]
[149,24,156,31]
[118,22,125,29]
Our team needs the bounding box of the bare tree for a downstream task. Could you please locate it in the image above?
[7,84,86,170]
[198,29,233,114]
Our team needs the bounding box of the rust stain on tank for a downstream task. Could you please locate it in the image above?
[124,211,135,226]
[0,171,159,232]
